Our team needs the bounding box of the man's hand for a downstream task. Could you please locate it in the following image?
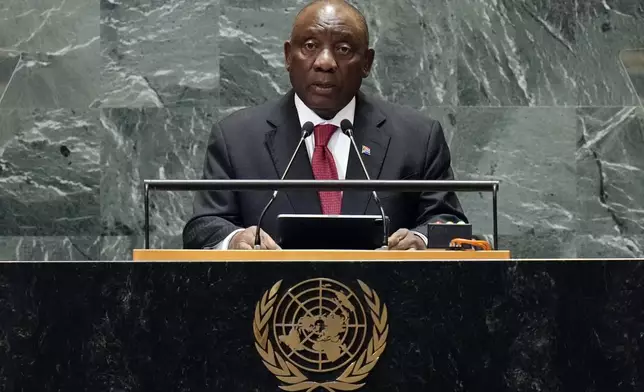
[387,228,426,250]
[229,226,281,250]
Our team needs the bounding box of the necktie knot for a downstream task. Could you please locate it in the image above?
[314,124,337,147]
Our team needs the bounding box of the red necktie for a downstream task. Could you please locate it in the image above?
[311,124,342,214]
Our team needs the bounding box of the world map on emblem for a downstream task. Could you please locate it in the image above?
[272,278,368,373]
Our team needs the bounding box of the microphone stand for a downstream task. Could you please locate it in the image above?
[341,120,389,249]
[254,122,314,249]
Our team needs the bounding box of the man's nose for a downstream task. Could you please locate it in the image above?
[313,48,338,72]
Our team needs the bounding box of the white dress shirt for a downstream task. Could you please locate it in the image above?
[213,93,427,249]
[296,93,353,180]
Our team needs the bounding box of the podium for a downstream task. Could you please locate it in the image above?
[1,254,642,391]
[132,249,511,261]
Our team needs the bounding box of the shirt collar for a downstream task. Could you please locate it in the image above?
[294,93,356,129]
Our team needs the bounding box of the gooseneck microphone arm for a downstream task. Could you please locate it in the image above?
[254,121,315,249]
[340,119,389,249]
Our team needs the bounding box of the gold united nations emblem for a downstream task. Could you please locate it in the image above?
[253,278,388,391]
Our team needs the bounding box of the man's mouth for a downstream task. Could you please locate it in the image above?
[311,83,337,93]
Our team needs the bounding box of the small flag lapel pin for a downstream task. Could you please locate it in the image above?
[361,145,371,156]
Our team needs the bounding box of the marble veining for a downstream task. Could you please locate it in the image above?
[357,0,458,107]
[219,2,296,107]
[100,107,217,257]
[0,0,99,108]
[455,0,579,106]
[99,0,220,108]
[621,49,644,106]
[0,236,100,261]
[0,109,101,237]
[0,0,98,53]
[450,107,578,237]
[456,0,644,106]
[575,0,644,106]
[0,50,100,109]
[0,261,642,390]
[576,106,644,257]
[0,52,20,100]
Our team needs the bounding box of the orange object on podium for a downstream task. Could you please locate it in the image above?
[132,249,511,262]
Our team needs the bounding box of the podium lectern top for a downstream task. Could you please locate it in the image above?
[132,249,511,261]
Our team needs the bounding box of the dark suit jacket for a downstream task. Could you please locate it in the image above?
[183,90,467,249]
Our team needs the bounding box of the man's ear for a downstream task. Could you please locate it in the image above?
[362,48,375,78]
[284,41,292,72]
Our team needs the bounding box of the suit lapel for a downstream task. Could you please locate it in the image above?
[264,91,322,214]
[341,91,390,215]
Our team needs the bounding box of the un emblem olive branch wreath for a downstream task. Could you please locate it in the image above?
[253,279,388,392]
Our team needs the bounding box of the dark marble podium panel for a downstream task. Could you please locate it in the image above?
[1,259,642,391]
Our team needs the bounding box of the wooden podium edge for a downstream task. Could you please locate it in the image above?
[132,249,511,262]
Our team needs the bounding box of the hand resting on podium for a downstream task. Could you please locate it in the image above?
[227,225,425,251]
[230,226,281,250]
[387,228,426,250]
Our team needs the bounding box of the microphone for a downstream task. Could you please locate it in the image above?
[254,121,315,249]
[340,119,389,249]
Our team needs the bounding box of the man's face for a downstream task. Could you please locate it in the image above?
[284,3,374,119]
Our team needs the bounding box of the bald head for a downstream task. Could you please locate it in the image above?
[291,0,369,46]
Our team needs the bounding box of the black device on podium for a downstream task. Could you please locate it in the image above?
[277,214,389,250]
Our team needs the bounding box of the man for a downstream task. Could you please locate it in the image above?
[183,0,467,250]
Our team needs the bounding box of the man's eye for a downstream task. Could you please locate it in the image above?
[337,46,351,55]
[304,42,317,51]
